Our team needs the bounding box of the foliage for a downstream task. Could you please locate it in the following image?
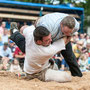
[15,0,90,26]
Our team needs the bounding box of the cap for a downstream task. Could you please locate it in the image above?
[9,40,14,43]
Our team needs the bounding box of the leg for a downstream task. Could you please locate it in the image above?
[10,31,25,53]
[45,69,71,82]
[61,42,82,77]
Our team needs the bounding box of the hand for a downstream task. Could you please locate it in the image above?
[67,36,72,44]
[63,36,71,45]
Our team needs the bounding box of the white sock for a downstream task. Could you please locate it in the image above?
[13,29,18,33]
[45,69,72,83]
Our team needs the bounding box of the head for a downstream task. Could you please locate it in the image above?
[3,42,8,50]
[76,40,83,50]
[9,40,14,47]
[61,16,75,36]
[80,54,86,61]
[80,52,89,61]
[80,33,85,39]
[12,59,19,65]
[1,22,6,28]
[86,39,90,50]
[33,26,52,46]
[3,28,8,35]
[73,32,79,38]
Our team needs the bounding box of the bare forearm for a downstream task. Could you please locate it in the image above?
[15,55,25,58]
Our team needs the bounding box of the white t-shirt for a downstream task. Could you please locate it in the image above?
[23,25,65,74]
[1,35,8,44]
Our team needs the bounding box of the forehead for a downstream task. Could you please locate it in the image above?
[42,34,51,40]
[4,45,8,47]
[63,26,73,30]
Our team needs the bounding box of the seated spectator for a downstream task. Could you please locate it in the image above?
[54,53,63,69]
[72,40,84,61]
[0,22,6,36]
[8,40,16,53]
[86,39,90,57]
[81,47,88,54]
[0,42,13,70]
[78,53,89,72]
[9,59,22,72]
[79,33,86,42]
[14,47,25,69]
[60,58,69,71]
[73,32,79,43]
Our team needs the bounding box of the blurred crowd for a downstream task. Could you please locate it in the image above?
[0,19,90,73]
[52,31,90,72]
[0,20,25,72]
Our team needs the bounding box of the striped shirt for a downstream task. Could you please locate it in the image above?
[36,13,80,42]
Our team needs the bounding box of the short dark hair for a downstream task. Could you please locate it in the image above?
[4,42,8,46]
[33,26,50,42]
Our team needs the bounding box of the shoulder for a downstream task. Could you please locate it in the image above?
[24,25,35,31]
[7,47,12,51]
[23,25,35,36]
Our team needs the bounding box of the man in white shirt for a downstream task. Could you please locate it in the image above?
[0,42,13,70]
[1,29,8,44]
[10,25,71,82]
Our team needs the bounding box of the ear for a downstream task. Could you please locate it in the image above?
[36,40,42,45]
[60,23,63,27]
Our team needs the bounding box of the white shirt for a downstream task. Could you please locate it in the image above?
[1,35,8,44]
[0,46,13,59]
[9,64,22,72]
[23,25,65,74]
[36,13,80,41]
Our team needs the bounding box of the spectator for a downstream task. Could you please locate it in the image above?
[1,28,9,44]
[72,40,84,61]
[60,58,69,71]
[6,18,11,30]
[73,32,79,43]
[9,59,22,72]
[78,53,89,72]
[86,39,90,57]
[81,47,88,54]
[0,22,6,36]
[0,42,13,70]
[8,40,16,53]
[84,34,90,47]
[14,47,25,69]
[54,53,63,69]
[79,33,86,42]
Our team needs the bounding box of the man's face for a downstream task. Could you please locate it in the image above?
[42,34,52,46]
[4,45,8,50]
[61,25,74,36]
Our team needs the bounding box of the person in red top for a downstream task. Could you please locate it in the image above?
[14,46,25,69]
